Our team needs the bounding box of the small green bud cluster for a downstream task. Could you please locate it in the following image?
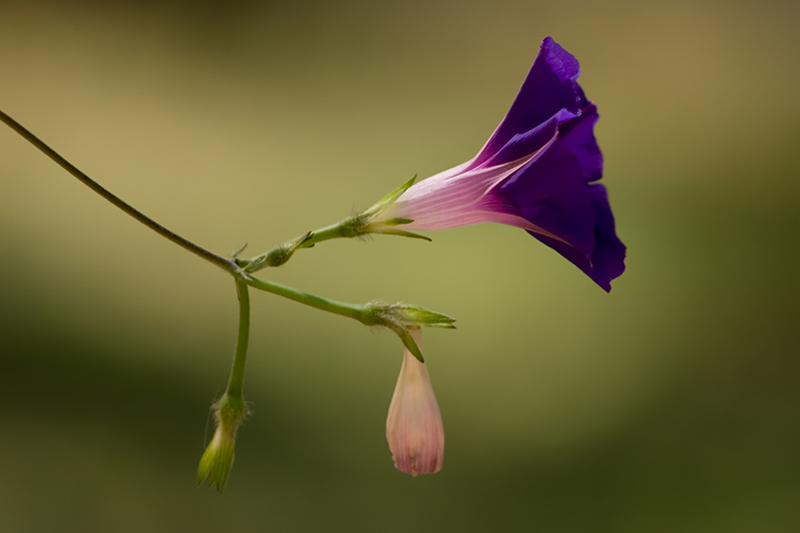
[243,232,313,272]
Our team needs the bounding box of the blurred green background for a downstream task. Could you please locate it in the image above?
[1,0,798,531]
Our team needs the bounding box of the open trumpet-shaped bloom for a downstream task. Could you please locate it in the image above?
[386,329,445,476]
[369,37,626,291]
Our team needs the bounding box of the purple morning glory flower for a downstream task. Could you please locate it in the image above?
[367,37,626,291]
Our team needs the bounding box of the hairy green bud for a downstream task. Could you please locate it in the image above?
[197,393,249,494]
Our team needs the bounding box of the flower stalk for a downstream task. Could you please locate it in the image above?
[243,274,454,362]
[240,176,429,273]
[198,277,251,493]
[225,278,251,398]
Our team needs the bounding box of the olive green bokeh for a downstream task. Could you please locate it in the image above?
[1,0,799,531]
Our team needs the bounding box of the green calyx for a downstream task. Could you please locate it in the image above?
[197,393,249,494]
[360,175,417,220]
[385,303,458,329]
[359,176,431,241]
[359,301,456,363]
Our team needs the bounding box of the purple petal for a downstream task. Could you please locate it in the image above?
[474,37,585,167]
[527,233,599,287]
[494,138,625,291]
[558,103,603,183]
[497,139,595,257]
[584,184,627,287]
[480,113,560,169]
[525,185,625,292]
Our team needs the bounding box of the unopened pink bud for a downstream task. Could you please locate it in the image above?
[385,329,444,476]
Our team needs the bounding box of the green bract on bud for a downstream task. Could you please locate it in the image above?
[360,302,456,363]
[197,393,249,494]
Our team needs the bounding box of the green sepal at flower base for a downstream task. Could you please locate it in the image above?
[197,393,249,494]
[359,176,431,241]
[359,301,456,363]
[360,175,416,220]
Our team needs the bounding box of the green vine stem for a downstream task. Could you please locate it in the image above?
[3,107,450,491]
[0,109,237,274]
[242,274,439,362]
[226,278,251,398]
[243,274,368,322]
[1,108,443,362]
[240,176,428,273]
